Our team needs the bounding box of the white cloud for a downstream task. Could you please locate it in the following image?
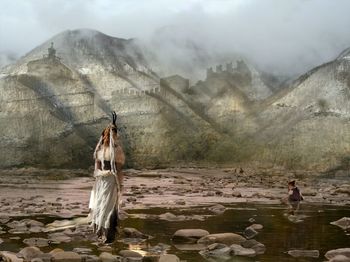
[1,0,350,76]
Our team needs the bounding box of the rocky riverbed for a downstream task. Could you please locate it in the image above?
[0,167,349,261]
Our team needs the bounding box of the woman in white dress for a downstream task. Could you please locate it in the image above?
[89,112,125,243]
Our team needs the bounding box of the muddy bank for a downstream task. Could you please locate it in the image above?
[0,167,349,218]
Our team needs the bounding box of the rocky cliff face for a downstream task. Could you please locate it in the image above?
[1,29,349,171]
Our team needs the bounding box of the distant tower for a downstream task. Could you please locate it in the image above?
[48,42,56,59]
[216,64,223,73]
[226,62,233,73]
[206,67,214,79]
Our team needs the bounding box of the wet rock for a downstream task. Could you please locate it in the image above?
[119,210,129,220]
[241,239,266,255]
[123,228,148,239]
[248,218,255,223]
[49,248,64,254]
[198,233,246,246]
[173,243,206,251]
[48,232,72,243]
[199,243,231,258]
[83,255,101,262]
[287,249,319,258]
[329,255,350,262]
[250,224,263,230]
[18,246,43,261]
[331,217,350,230]
[23,238,51,247]
[172,229,209,243]
[158,212,186,221]
[208,204,226,215]
[0,251,23,262]
[99,252,121,262]
[243,227,258,239]
[158,254,180,262]
[0,217,10,224]
[0,238,3,244]
[51,251,82,262]
[325,248,350,260]
[72,248,92,254]
[119,250,142,258]
[230,244,256,257]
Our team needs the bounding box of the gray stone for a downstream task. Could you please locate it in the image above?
[23,238,50,247]
[198,233,246,246]
[331,217,350,230]
[18,246,43,261]
[208,204,226,215]
[99,252,120,262]
[325,248,350,260]
[250,224,263,230]
[0,251,24,262]
[243,227,258,239]
[51,251,81,262]
[172,229,209,243]
[48,232,72,243]
[123,228,148,239]
[329,255,350,262]
[230,244,256,257]
[158,212,186,221]
[72,248,93,254]
[241,239,266,255]
[287,249,319,258]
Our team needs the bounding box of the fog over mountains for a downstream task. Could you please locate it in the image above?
[0,28,350,171]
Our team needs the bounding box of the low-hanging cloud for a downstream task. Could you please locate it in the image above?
[1,0,350,77]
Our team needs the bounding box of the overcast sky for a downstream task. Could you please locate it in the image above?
[1,0,350,75]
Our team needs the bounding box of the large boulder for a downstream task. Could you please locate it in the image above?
[172,229,209,243]
[198,233,246,246]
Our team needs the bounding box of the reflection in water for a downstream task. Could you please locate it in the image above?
[0,203,349,261]
[128,244,149,256]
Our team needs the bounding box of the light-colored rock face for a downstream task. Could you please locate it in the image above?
[1,28,350,170]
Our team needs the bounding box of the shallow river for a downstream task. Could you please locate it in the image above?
[1,203,349,261]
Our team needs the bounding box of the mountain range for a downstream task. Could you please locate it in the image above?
[0,29,349,172]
